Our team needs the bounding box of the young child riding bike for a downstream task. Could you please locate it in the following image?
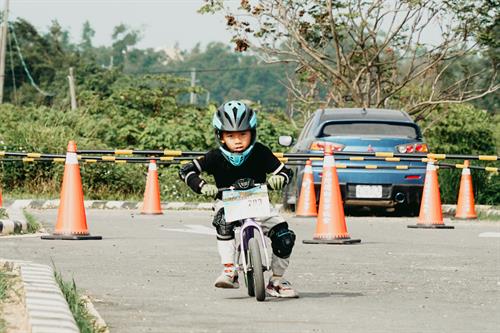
[178,100,299,298]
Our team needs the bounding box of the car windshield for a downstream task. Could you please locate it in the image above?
[321,122,418,139]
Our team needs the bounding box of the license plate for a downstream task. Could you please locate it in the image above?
[222,185,271,222]
[355,185,383,198]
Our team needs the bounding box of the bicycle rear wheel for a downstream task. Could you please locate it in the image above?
[248,237,265,301]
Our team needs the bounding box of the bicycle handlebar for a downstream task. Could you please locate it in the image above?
[217,183,267,193]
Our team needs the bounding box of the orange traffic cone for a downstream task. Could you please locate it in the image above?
[141,160,163,215]
[303,145,360,244]
[408,161,454,229]
[42,141,102,240]
[0,188,3,208]
[296,160,318,217]
[454,160,477,220]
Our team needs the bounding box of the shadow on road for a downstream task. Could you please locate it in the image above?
[345,206,416,217]
[299,291,364,298]
[224,291,364,302]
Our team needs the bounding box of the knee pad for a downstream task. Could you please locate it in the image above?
[268,222,296,259]
[212,209,235,241]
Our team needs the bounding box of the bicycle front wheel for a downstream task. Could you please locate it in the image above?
[248,237,266,301]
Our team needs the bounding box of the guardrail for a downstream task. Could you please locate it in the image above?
[0,154,497,172]
[73,149,499,161]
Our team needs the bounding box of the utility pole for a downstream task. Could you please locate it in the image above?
[190,68,197,105]
[0,0,10,104]
[205,91,210,105]
[68,67,77,110]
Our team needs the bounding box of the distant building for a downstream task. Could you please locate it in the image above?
[155,45,184,64]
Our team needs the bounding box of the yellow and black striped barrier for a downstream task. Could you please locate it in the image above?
[2,149,499,164]
[74,148,499,162]
[1,155,497,173]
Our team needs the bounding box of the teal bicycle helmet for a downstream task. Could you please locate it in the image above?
[212,100,257,166]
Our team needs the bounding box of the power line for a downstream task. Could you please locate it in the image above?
[143,64,285,74]
[8,22,54,97]
[7,22,17,103]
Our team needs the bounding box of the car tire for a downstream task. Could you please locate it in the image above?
[396,202,420,217]
[282,188,296,212]
[409,202,420,217]
[282,201,296,213]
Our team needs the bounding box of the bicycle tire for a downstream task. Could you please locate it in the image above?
[246,269,255,297]
[248,237,266,301]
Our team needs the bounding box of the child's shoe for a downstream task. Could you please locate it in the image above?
[214,265,239,289]
[266,277,299,298]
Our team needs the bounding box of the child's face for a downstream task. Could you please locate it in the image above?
[221,130,252,153]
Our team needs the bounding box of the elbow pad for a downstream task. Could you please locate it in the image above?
[178,161,205,193]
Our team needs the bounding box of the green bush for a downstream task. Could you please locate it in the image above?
[0,75,296,201]
[420,104,498,205]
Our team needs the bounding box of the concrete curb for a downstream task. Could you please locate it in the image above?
[2,199,284,212]
[1,200,498,216]
[1,259,78,332]
[0,219,27,235]
[1,259,108,333]
[0,204,29,235]
[442,204,500,217]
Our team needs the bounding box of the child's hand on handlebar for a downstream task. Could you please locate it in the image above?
[201,183,218,197]
[267,175,285,190]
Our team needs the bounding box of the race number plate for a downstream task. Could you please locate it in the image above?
[222,185,271,222]
[355,185,383,198]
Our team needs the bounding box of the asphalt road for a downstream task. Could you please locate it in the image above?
[2,209,499,333]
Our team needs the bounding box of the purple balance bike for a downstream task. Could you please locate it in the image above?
[220,178,271,302]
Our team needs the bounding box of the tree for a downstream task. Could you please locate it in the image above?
[165,42,289,107]
[111,24,141,68]
[200,0,499,118]
[79,20,95,53]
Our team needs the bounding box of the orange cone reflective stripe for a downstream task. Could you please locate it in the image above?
[455,160,477,220]
[296,160,317,217]
[141,160,163,215]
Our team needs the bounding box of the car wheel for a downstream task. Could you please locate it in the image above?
[282,201,296,213]
[409,202,420,217]
[396,202,420,217]
[282,193,296,212]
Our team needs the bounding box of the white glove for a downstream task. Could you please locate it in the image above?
[200,184,218,197]
[268,175,285,190]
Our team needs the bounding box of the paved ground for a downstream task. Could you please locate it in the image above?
[1,209,499,333]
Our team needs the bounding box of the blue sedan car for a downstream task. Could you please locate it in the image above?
[281,108,428,215]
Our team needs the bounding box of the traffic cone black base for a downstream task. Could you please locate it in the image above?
[407,224,454,229]
[42,235,102,240]
[303,238,361,245]
[140,212,163,215]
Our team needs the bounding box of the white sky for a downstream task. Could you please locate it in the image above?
[9,0,235,50]
[8,0,443,51]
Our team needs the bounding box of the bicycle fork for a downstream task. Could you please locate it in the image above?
[239,218,271,274]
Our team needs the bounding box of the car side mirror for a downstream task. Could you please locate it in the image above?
[279,135,294,147]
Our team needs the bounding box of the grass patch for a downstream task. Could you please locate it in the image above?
[22,210,41,233]
[478,210,500,221]
[0,209,8,219]
[0,268,10,333]
[0,269,9,302]
[54,270,105,333]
